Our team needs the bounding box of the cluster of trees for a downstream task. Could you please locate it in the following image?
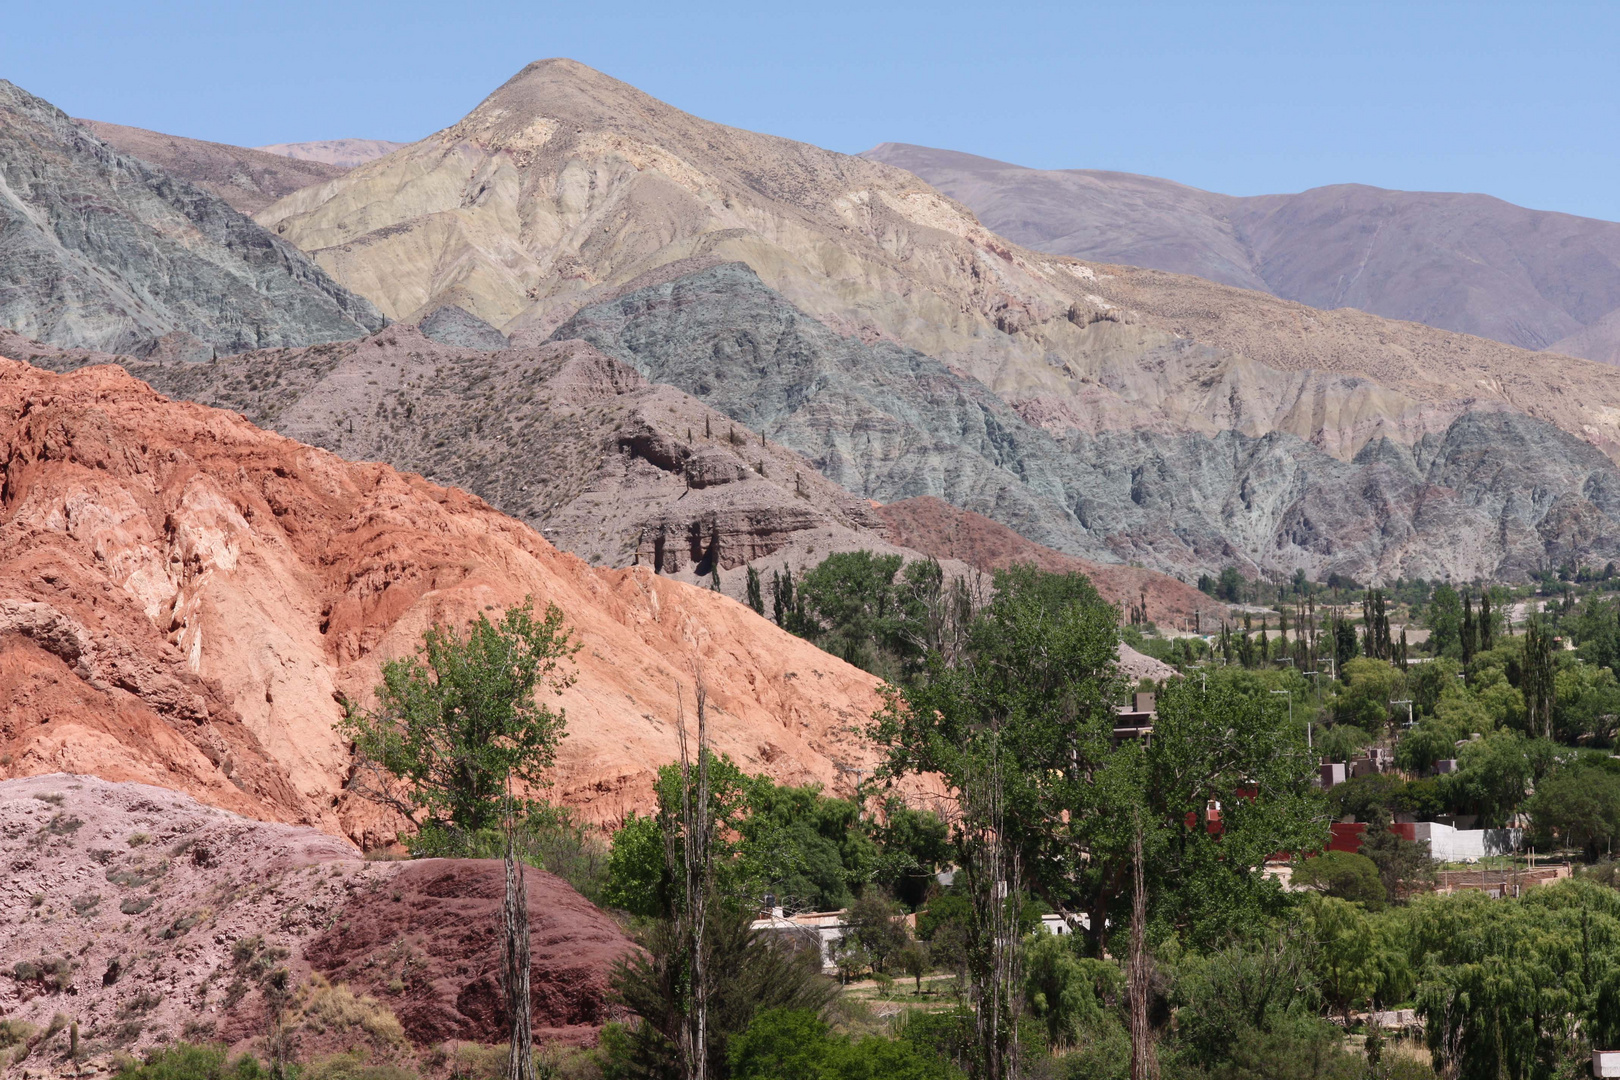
[753,552,976,679]
[329,562,1620,1080]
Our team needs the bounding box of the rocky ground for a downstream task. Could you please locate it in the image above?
[0,776,633,1072]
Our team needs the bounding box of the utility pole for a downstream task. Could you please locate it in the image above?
[1271,689,1301,749]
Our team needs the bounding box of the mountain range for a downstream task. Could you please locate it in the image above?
[9,58,1620,587]
[863,143,1620,365]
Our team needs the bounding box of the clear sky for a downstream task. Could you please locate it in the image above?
[10,0,1620,220]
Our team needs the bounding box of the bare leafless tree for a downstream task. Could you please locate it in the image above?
[1129,811,1158,1080]
[667,675,713,1080]
[504,773,534,1080]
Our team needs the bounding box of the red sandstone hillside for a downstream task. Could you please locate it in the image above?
[0,357,889,843]
[877,496,1223,629]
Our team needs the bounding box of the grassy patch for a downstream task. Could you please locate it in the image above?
[107,858,170,888]
[297,976,406,1048]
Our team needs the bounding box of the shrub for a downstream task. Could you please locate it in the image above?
[299,1052,419,1080]
[1292,851,1387,908]
[729,1007,962,1080]
[114,1042,266,1080]
[298,976,407,1047]
[0,1020,36,1049]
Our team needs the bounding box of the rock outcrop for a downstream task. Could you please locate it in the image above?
[416,304,509,350]
[0,357,892,834]
[255,139,407,168]
[9,325,899,593]
[254,59,1620,469]
[0,776,633,1054]
[308,859,630,1045]
[243,58,1620,582]
[0,80,383,357]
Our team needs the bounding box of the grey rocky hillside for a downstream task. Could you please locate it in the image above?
[0,81,383,358]
[551,262,1620,583]
[4,325,910,595]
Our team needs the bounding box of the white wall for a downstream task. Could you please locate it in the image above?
[1412,822,1521,861]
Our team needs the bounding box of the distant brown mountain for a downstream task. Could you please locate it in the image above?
[255,138,406,168]
[77,119,346,214]
[862,143,1620,363]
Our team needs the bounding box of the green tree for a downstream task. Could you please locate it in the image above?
[338,598,577,1080]
[1461,591,1477,665]
[1409,883,1620,1080]
[772,567,798,627]
[739,779,875,912]
[791,550,906,670]
[842,892,911,974]
[870,565,1121,1077]
[610,908,837,1080]
[602,812,669,918]
[1166,925,1330,1072]
[1428,584,1463,658]
[745,566,764,616]
[871,800,951,910]
[1291,851,1386,908]
[1331,615,1359,676]
[1314,723,1369,765]
[1527,760,1620,861]
[1303,896,1384,1024]
[1553,661,1620,745]
[728,1008,961,1080]
[1409,657,1462,717]
[340,599,576,832]
[1333,657,1403,733]
[873,568,1324,955]
[1020,932,1118,1049]
[1523,617,1557,738]
[1444,730,1558,828]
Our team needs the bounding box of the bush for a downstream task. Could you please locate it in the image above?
[1292,851,1386,908]
[408,804,608,903]
[297,977,406,1047]
[728,1008,962,1080]
[299,1052,419,1080]
[113,1043,266,1080]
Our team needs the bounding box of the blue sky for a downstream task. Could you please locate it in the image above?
[11,0,1620,220]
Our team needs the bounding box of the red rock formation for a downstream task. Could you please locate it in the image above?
[0,775,634,1053]
[307,860,632,1045]
[0,358,889,841]
[876,496,1225,629]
